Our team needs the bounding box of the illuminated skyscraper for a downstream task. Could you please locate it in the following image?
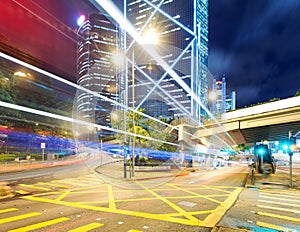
[124,0,209,121]
[212,74,236,116]
[76,13,120,130]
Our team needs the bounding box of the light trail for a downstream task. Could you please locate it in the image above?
[0,52,175,132]
[12,0,76,43]
[0,100,180,148]
[93,0,237,148]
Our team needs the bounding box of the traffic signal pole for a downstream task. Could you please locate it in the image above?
[289,152,293,187]
[288,131,293,187]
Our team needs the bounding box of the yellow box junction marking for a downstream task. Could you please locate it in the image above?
[55,191,71,201]
[8,217,69,232]
[137,181,200,223]
[15,190,30,195]
[203,187,243,227]
[0,212,41,225]
[68,222,104,232]
[0,208,18,214]
[256,221,297,232]
[108,184,116,210]
[167,183,222,204]
[21,182,243,228]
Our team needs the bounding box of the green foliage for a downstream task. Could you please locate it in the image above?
[0,66,74,139]
[295,89,300,96]
[0,70,18,103]
[0,154,16,161]
[0,153,43,161]
[232,144,250,152]
[110,108,177,152]
[242,97,281,108]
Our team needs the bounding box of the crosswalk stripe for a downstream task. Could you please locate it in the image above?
[0,208,18,214]
[259,199,300,208]
[68,222,104,232]
[0,212,41,224]
[18,184,51,191]
[260,190,300,197]
[257,221,296,232]
[38,182,70,188]
[259,195,300,203]
[74,179,99,184]
[257,204,300,214]
[53,180,87,187]
[257,211,300,222]
[8,217,70,232]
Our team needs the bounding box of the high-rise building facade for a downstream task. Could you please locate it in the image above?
[75,13,120,131]
[124,0,209,121]
[211,74,236,117]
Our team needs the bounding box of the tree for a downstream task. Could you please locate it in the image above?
[110,108,177,152]
[295,89,300,96]
[0,70,18,103]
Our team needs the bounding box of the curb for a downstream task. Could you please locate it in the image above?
[212,226,251,232]
[0,158,85,174]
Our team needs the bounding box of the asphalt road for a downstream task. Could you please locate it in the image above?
[1,161,300,231]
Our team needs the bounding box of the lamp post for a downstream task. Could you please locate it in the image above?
[113,29,158,178]
[130,29,158,178]
[131,49,135,177]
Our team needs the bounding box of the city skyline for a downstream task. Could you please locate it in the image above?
[0,0,299,109]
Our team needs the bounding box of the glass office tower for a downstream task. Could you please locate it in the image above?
[125,0,209,121]
[75,13,121,138]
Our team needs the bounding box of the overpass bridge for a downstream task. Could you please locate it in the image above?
[181,96,300,147]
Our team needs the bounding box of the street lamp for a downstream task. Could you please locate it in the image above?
[130,29,159,177]
[112,51,128,178]
[112,29,159,178]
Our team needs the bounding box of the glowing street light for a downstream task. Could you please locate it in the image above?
[130,29,159,177]
[14,71,31,78]
[142,29,159,45]
[111,29,159,178]
[77,14,86,26]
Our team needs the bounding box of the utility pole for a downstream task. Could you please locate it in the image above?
[131,50,135,177]
[288,131,293,187]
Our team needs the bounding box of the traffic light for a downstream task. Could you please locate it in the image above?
[281,137,297,154]
[282,140,290,153]
[258,147,267,155]
[255,144,268,156]
[290,136,297,152]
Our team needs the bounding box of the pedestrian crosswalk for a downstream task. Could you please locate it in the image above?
[256,189,300,231]
[15,174,103,195]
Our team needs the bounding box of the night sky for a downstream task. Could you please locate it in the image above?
[1,0,300,108]
[209,0,300,107]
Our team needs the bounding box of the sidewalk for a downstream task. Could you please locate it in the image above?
[95,160,191,180]
[245,170,300,190]
[0,157,84,174]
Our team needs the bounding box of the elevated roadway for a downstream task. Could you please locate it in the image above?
[193,96,300,145]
